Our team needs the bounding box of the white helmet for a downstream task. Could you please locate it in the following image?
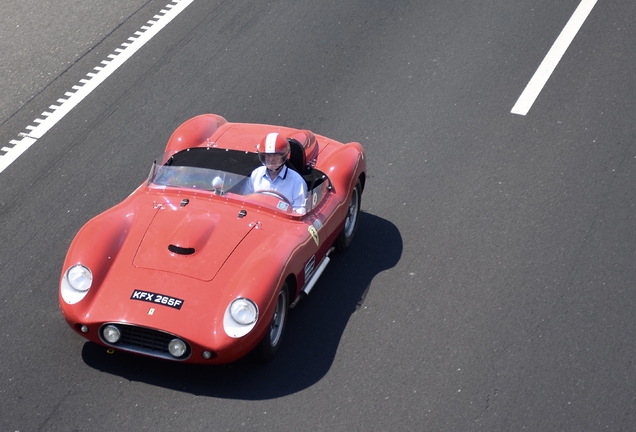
[256,132,290,171]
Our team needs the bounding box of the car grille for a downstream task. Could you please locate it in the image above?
[99,323,192,361]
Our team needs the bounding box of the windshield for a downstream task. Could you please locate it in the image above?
[150,164,248,193]
[148,147,259,195]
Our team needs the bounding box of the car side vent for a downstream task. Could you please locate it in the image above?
[168,244,195,255]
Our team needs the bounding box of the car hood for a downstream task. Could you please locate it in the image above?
[132,202,255,281]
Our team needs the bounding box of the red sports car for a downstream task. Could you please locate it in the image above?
[59,114,366,364]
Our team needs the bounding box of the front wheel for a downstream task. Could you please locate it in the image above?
[335,178,362,251]
[259,283,289,361]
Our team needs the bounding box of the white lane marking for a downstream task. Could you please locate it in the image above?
[0,0,195,174]
[511,0,599,116]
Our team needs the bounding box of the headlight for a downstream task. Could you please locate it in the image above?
[230,298,258,325]
[67,265,92,291]
[60,264,93,304]
[223,298,259,338]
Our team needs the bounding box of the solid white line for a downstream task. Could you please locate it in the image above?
[511,0,598,116]
[0,0,195,174]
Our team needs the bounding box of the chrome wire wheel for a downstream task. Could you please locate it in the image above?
[259,283,289,361]
[269,288,288,347]
[343,186,360,238]
[335,179,362,251]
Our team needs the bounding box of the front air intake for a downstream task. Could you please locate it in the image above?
[98,323,193,361]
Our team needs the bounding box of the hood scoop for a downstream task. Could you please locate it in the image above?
[168,244,195,255]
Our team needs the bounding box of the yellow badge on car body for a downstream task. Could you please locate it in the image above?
[308,226,319,246]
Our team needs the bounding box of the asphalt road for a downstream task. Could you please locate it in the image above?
[1,0,635,430]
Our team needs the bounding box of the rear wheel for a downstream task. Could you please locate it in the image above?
[335,178,362,251]
[259,283,289,361]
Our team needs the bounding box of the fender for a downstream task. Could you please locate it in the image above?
[220,225,297,303]
[60,198,138,310]
[216,223,304,330]
[63,203,135,284]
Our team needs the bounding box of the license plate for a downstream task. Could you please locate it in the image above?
[130,290,184,310]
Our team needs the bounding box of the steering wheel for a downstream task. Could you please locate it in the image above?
[252,190,292,206]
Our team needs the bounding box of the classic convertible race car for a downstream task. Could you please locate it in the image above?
[59,114,366,364]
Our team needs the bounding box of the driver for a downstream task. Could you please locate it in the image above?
[249,132,307,214]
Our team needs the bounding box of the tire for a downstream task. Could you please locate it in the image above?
[259,283,289,361]
[335,178,362,251]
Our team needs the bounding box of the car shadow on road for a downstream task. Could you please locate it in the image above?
[81,211,402,399]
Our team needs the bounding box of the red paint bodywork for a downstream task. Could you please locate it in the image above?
[59,114,366,364]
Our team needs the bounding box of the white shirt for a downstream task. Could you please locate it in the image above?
[249,165,307,213]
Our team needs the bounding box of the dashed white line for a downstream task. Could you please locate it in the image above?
[0,0,194,174]
[511,0,599,116]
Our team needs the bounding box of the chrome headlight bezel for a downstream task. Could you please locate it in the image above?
[60,264,93,304]
[223,298,259,338]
